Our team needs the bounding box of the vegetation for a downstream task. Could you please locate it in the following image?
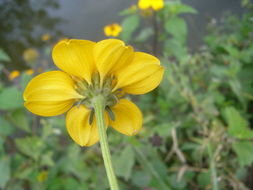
[0,0,252,189]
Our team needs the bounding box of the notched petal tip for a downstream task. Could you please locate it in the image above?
[66,105,109,147]
[110,99,143,136]
[93,39,135,79]
[52,39,96,83]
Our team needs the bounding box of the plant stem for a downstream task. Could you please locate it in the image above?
[207,143,218,190]
[93,95,119,190]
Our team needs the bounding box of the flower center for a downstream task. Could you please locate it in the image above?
[74,72,122,123]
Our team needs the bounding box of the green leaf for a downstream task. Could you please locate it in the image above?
[232,141,253,166]
[135,27,153,42]
[0,49,10,62]
[197,172,211,188]
[228,78,245,105]
[15,166,34,180]
[11,109,30,132]
[223,45,240,58]
[165,2,197,15]
[164,39,187,60]
[15,136,43,160]
[0,86,23,110]
[114,146,135,180]
[119,7,137,16]
[241,0,250,7]
[165,17,187,42]
[47,178,64,190]
[64,178,80,190]
[121,15,140,42]
[223,107,253,139]
[169,174,187,189]
[132,171,151,187]
[20,72,33,91]
[0,116,15,136]
[176,4,197,14]
[0,157,10,189]
[40,151,54,167]
[134,146,171,190]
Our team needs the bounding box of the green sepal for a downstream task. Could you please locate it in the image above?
[89,108,95,125]
[106,106,115,121]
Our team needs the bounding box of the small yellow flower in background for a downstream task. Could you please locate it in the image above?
[104,23,122,37]
[41,33,51,41]
[37,170,48,182]
[23,48,39,63]
[25,69,34,75]
[9,70,20,80]
[138,0,164,11]
[23,39,164,146]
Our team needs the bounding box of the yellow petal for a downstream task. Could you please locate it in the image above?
[25,100,75,117]
[52,39,95,84]
[66,105,108,146]
[110,99,142,136]
[151,0,164,10]
[93,39,134,81]
[138,0,151,9]
[24,71,83,116]
[114,52,164,94]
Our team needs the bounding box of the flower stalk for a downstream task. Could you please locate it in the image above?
[93,95,119,190]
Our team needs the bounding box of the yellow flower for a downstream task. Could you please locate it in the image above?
[37,170,48,182]
[23,39,164,146]
[104,23,122,37]
[9,70,20,80]
[23,48,39,63]
[138,0,164,11]
[25,69,34,75]
[41,33,51,41]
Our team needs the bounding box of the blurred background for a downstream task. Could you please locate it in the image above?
[0,0,253,189]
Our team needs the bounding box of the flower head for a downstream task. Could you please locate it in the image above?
[23,48,39,63]
[41,33,51,41]
[138,0,164,11]
[37,170,48,182]
[25,69,34,75]
[104,23,122,37]
[23,39,164,146]
[9,70,20,80]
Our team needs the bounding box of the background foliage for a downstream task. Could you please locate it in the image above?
[0,0,253,189]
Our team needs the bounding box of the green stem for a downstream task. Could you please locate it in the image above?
[93,95,119,190]
[207,143,218,190]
